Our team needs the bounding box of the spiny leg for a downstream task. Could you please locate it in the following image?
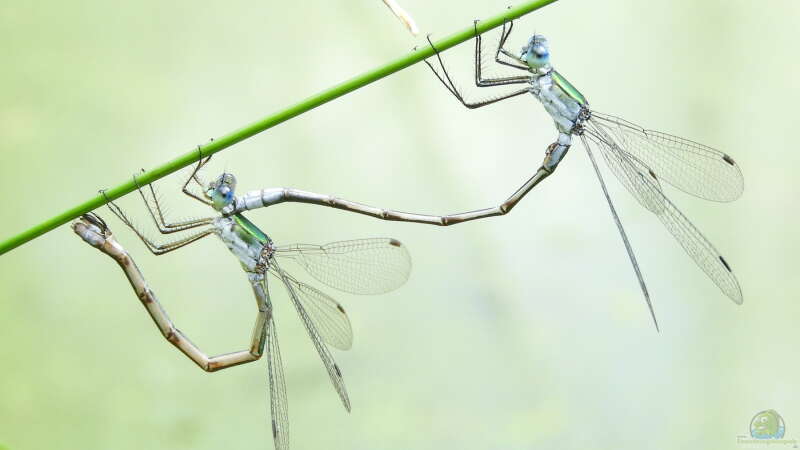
[473,20,531,86]
[182,146,214,206]
[72,213,270,372]
[143,183,214,231]
[423,34,530,109]
[130,170,215,234]
[101,189,213,255]
[495,19,529,69]
[580,134,659,331]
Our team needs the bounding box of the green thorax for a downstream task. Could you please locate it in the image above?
[233,213,271,245]
[551,70,587,106]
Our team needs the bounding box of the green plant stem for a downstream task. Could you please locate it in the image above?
[0,0,558,255]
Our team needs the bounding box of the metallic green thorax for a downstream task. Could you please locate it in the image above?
[233,213,271,245]
[552,70,587,106]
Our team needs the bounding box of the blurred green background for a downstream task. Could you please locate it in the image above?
[1,0,798,449]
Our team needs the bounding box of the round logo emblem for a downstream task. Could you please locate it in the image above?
[750,409,786,439]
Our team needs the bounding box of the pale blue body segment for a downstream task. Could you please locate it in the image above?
[214,215,270,273]
[520,35,588,170]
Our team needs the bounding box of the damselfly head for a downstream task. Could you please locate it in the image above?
[206,173,237,211]
[520,34,550,72]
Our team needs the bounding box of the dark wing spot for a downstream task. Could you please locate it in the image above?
[719,256,732,272]
[272,419,277,438]
[722,154,736,166]
[389,239,402,247]
[648,169,658,180]
[336,304,346,314]
[334,363,342,377]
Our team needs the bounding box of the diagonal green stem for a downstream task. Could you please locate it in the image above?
[0,0,557,255]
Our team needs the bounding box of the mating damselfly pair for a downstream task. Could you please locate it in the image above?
[73,17,743,450]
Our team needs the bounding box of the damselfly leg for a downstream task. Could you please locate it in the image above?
[494,20,529,70]
[100,188,214,256]
[423,22,531,109]
[181,147,214,206]
[132,170,215,234]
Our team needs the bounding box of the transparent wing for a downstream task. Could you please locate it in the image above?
[282,273,353,350]
[271,262,351,412]
[586,121,666,215]
[266,319,289,450]
[591,111,744,202]
[580,134,659,330]
[275,238,411,295]
[583,125,743,304]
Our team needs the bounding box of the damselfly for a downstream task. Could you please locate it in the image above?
[421,20,744,329]
[77,161,412,450]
